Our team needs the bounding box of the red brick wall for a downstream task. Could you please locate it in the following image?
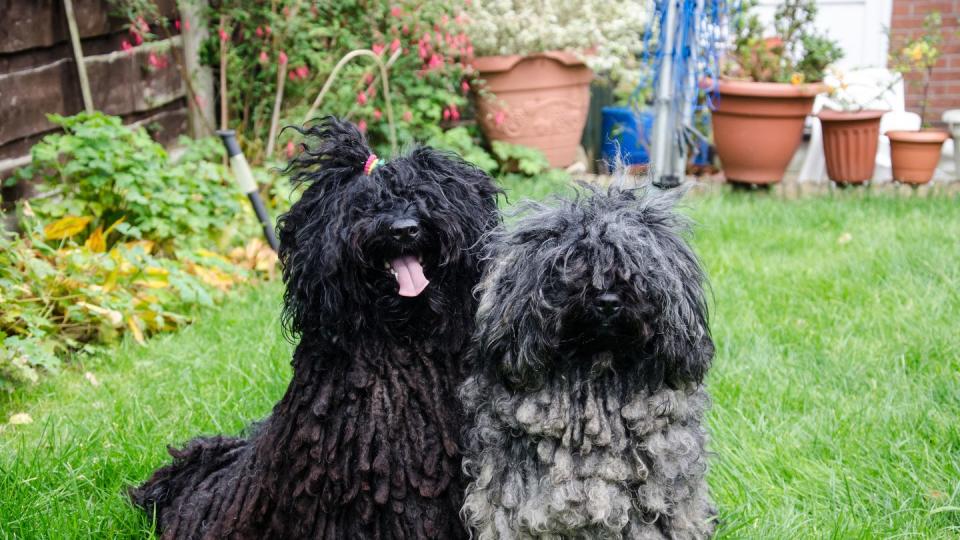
[890,0,960,126]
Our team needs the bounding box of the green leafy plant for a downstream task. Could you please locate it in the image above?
[15,112,248,251]
[1,111,283,391]
[888,11,956,126]
[199,1,473,162]
[0,219,277,392]
[427,127,498,174]
[726,0,843,84]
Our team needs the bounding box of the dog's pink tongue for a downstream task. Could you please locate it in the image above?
[390,255,429,297]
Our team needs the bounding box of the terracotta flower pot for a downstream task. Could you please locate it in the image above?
[886,129,949,184]
[471,52,593,168]
[817,109,885,184]
[711,79,825,185]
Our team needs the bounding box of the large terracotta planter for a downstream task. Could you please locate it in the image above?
[471,52,593,168]
[886,129,949,184]
[818,109,885,184]
[711,79,825,185]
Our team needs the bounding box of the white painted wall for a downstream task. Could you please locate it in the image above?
[752,0,893,69]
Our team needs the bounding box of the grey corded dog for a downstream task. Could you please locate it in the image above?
[460,178,716,539]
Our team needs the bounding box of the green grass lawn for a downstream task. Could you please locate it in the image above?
[2,188,959,539]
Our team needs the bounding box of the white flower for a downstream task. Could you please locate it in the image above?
[466,0,649,83]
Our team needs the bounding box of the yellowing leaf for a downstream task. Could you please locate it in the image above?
[44,215,93,240]
[85,226,106,253]
[127,316,145,345]
[123,240,155,254]
[104,216,126,235]
[134,280,170,289]
[190,264,235,291]
[8,413,33,425]
[77,301,123,327]
[144,266,169,277]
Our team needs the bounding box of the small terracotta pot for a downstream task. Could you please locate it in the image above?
[711,79,825,185]
[817,109,885,184]
[886,129,949,184]
[471,52,593,168]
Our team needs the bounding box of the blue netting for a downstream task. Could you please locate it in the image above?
[632,0,730,151]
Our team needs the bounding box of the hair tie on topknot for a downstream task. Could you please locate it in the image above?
[363,153,381,176]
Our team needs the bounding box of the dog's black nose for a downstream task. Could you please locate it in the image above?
[595,292,622,318]
[390,219,420,242]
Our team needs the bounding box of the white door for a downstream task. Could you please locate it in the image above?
[753,0,893,69]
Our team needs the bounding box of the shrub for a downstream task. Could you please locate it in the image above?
[14,112,248,251]
[1,112,279,391]
[198,0,473,161]
[725,0,843,84]
[0,218,276,391]
[464,0,647,87]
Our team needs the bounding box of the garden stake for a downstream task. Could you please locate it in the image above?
[217,130,278,252]
[63,0,94,112]
[304,48,401,156]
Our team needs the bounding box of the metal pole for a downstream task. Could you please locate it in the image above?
[650,0,681,188]
[217,130,279,252]
[63,0,94,112]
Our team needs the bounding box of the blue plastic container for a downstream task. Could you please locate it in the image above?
[601,107,653,170]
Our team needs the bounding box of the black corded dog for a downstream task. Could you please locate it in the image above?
[131,117,500,539]
[461,180,716,539]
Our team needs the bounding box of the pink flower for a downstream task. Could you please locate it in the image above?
[373,109,382,120]
[494,110,506,126]
[259,51,269,64]
[418,42,429,59]
[174,19,181,31]
[403,110,413,122]
[402,24,410,35]
[288,70,297,81]
[390,39,401,53]
[443,108,451,121]
[218,28,229,42]
[450,104,460,121]
[422,32,431,43]
[278,51,288,65]
[184,19,190,30]
[357,119,367,132]
[131,31,143,45]
[391,6,403,17]
[286,141,296,158]
[296,65,309,79]
[441,14,449,26]
[372,43,385,56]
[265,25,272,36]
[256,26,263,37]
[136,16,149,33]
[461,80,470,93]
[427,54,443,69]
[364,73,374,85]
[148,52,161,67]
[121,40,133,52]
[357,91,368,105]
